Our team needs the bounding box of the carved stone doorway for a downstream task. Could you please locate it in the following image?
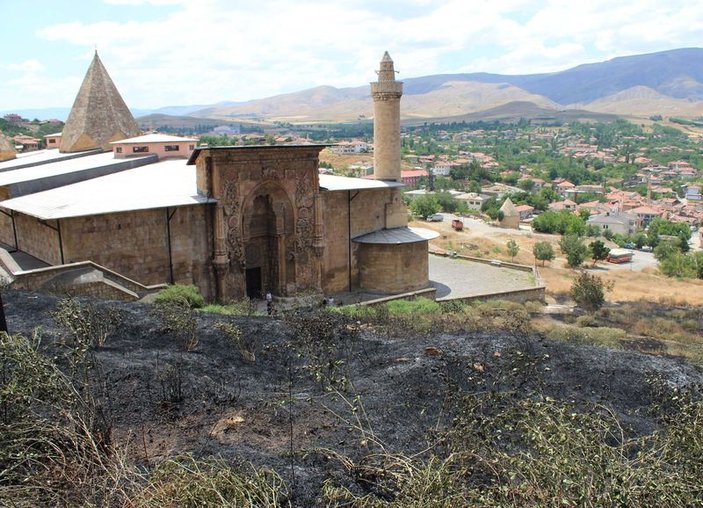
[241,184,295,296]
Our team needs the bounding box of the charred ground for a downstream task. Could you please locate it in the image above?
[3,289,703,506]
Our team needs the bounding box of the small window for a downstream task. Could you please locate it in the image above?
[133,146,149,153]
[164,145,180,152]
[48,138,56,144]
[115,147,122,153]
[189,145,195,150]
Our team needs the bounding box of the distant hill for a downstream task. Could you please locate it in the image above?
[9,48,703,124]
[190,47,703,123]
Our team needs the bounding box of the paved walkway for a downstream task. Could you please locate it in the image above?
[429,254,536,300]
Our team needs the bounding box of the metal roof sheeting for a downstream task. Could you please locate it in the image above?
[319,174,404,191]
[0,159,214,220]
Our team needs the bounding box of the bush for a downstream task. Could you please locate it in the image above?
[570,271,613,313]
[155,284,205,309]
[152,299,199,352]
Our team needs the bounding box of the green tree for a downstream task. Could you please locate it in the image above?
[409,195,440,218]
[559,234,588,268]
[506,239,519,261]
[589,240,610,266]
[435,191,458,213]
[533,241,555,266]
[570,271,613,313]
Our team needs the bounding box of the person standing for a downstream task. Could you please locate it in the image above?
[265,291,273,315]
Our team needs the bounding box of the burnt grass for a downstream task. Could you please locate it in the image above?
[5,289,703,506]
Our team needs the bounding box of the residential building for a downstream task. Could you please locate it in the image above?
[587,211,638,236]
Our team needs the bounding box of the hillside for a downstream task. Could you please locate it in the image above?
[3,290,703,506]
[189,48,703,124]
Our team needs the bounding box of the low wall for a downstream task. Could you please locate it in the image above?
[439,286,545,306]
[351,287,437,307]
[7,259,166,300]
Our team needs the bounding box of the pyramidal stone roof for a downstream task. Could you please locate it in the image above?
[499,197,518,216]
[60,51,139,153]
[0,132,17,162]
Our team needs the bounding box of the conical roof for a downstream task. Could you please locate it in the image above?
[499,197,518,216]
[60,51,139,153]
[0,131,17,162]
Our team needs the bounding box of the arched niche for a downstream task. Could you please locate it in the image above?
[240,182,295,297]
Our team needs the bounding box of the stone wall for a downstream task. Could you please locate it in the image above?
[320,187,410,293]
[60,205,210,287]
[0,211,15,248]
[9,205,210,290]
[357,240,429,293]
[15,213,62,265]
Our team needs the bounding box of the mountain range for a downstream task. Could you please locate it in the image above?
[5,48,703,124]
[189,48,703,124]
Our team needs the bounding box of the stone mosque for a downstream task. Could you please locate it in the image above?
[0,51,437,302]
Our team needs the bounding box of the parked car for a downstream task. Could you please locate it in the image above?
[426,213,444,222]
[623,242,636,249]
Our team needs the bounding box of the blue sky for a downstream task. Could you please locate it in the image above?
[2,0,703,111]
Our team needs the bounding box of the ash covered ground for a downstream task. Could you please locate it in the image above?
[5,290,703,506]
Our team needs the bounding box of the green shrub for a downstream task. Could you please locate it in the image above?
[155,284,205,309]
[202,299,262,316]
[385,297,441,315]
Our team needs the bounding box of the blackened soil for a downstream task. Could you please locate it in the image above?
[5,290,703,506]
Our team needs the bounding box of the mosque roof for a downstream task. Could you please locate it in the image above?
[319,174,404,191]
[0,148,101,172]
[352,226,439,244]
[0,159,214,220]
[60,51,139,152]
[0,152,147,187]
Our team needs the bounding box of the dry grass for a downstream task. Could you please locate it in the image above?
[419,218,703,307]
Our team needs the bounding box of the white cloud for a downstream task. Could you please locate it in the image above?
[21,0,703,108]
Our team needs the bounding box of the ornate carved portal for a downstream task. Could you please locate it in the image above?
[241,188,294,297]
[202,147,325,301]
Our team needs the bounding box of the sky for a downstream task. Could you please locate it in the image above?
[2,0,703,112]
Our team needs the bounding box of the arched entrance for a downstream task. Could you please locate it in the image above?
[241,183,295,297]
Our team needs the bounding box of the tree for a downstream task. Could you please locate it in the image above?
[570,271,613,313]
[409,195,440,218]
[506,239,519,261]
[589,240,610,266]
[559,234,588,268]
[533,241,555,266]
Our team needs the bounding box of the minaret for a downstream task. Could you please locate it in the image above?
[371,52,403,181]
